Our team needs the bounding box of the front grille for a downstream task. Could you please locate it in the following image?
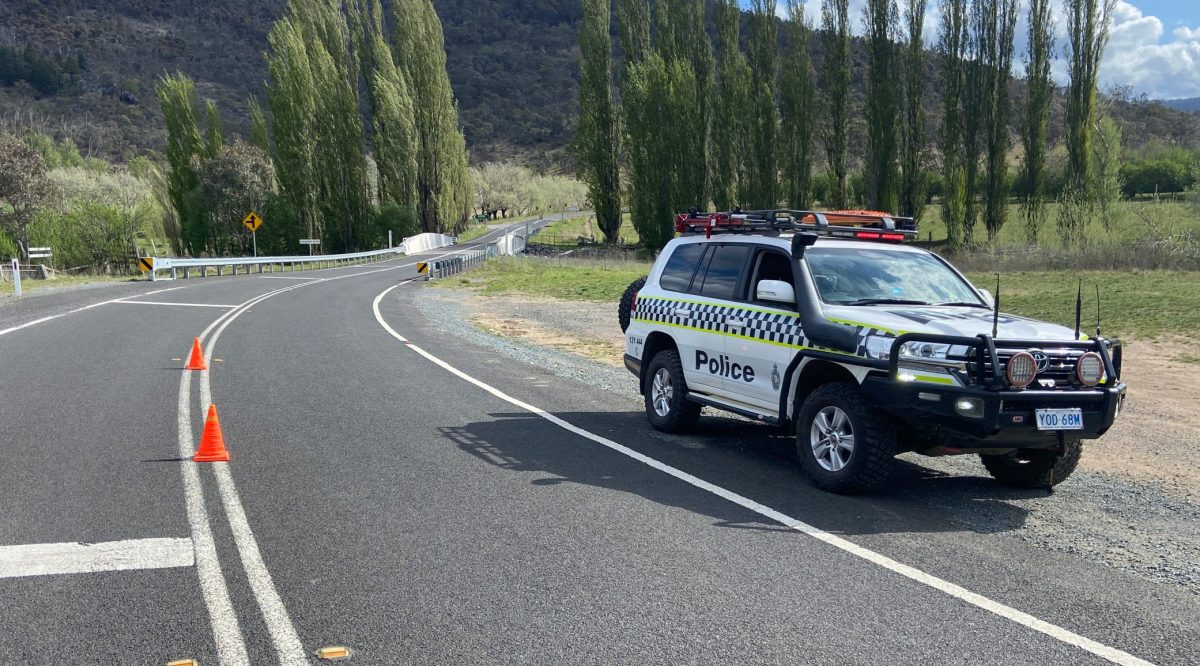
[949,346,1087,390]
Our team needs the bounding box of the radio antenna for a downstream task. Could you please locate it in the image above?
[992,273,1001,339]
[1095,284,1102,338]
[1073,279,1083,340]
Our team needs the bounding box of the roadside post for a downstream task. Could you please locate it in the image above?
[388,230,393,249]
[11,258,21,297]
[242,211,263,258]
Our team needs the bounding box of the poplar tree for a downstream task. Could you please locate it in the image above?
[625,53,698,251]
[746,0,779,208]
[1061,0,1116,244]
[266,16,322,245]
[712,0,751,211]
[617,0,652,75]
[780,0,815,209]
[978,0,1018,241]
[248,96,270,153]
[899,0,927,222]
[1020,0,1054,244]
[578,0,622,242]
[864,0,899,213]
[155,72,205,255]
[938,0,969,251]
[962,1,984,242]
[204,100,224,159]
[820,0,851,209]
[393,0,472,233]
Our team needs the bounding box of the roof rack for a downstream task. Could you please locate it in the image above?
[674,209,918,243]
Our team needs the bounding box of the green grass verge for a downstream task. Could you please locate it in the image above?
[1,273,131,297]
[437,256,1199,338]
[433,255,649,302]
[962,270,1198,339]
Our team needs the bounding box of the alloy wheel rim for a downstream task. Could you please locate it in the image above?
[652,368,673,417]
[810,406,855,472]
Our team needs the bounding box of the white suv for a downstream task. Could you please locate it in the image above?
[621,210,1125,494]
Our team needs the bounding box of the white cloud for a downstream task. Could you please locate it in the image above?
[1099,1,1200,98]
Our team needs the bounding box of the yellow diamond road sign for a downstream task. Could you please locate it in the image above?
[138,257,154,272]
[243,211,263,233]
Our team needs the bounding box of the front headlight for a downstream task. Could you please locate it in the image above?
[898,341,951,361]
[864,335,896,360]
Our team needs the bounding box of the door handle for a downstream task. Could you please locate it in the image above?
[674,308,692,317]
[726,318,746,328]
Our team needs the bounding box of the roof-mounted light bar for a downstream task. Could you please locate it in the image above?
[674,208,918,243]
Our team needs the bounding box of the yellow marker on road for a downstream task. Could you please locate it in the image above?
[416,262,429,275]
[138,257,154,272]
[315,646,352,660]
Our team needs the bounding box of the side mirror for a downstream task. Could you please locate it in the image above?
[757,280,796,305]
[979,288,995,308]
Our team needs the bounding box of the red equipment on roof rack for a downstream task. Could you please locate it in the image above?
[674,208,918,243]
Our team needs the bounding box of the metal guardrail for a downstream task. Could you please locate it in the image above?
[426,248,490,280]
[148,247,404,281]
[144,232,461,281]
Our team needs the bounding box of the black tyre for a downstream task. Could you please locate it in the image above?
[980,441,1082,489]
[643,350,702,433]
[795,383,897,494]
[618,276,648,333]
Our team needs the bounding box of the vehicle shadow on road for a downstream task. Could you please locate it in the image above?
[440,410,1036,538]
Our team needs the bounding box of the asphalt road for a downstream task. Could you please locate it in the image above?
[0,219,1195,665]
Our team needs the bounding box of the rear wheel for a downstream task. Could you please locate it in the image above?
[618,276,647,333]
[795,383,897,494]
[643,350,701,433]
[980,441,1082,489]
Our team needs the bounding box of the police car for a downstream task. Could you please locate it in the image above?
[620,210,1126,494]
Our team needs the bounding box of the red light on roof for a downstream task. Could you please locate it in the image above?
[854,231,882,239]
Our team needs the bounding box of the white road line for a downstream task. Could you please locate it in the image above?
[144,286,188,296]
[0,538,193,578]
[177,366,251,666]
[116,300,239,308]
[370,283,1155,666]
[257,276,319,280]
[0,316,57,338]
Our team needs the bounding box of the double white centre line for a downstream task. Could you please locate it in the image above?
[176,249,483,665]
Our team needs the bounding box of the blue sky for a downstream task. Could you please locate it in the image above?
[741,1,1200,99]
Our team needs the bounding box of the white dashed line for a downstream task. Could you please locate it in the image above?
[370,282,1155,666]
[0,538,193,578]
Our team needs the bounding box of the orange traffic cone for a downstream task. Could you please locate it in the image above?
[185,338,207,371]
[193,405,230,462]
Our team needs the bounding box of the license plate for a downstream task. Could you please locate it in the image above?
[1035,408,1084,431]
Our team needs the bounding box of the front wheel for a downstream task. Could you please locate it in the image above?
[795,383,897,494]
[980,441,1082,489]
[643,350,701,433]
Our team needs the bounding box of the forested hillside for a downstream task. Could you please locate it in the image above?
[0,0,582,167]
[0,0,1197,169]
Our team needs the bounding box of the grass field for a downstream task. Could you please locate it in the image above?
[439,255,1200,339]
[918,199,1197,250]
[534,212,639,246]
[0,273,130,298]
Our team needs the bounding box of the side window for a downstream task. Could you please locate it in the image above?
[749,250,796,305]
[697,245,751,301]
[658,243,706,293]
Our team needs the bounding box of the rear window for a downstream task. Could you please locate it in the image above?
[659,243,705,293]
[697,245,750,301]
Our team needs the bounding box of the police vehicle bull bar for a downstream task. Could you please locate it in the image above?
[886,333,1121,390]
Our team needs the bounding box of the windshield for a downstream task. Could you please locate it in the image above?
[805,247,983,306]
